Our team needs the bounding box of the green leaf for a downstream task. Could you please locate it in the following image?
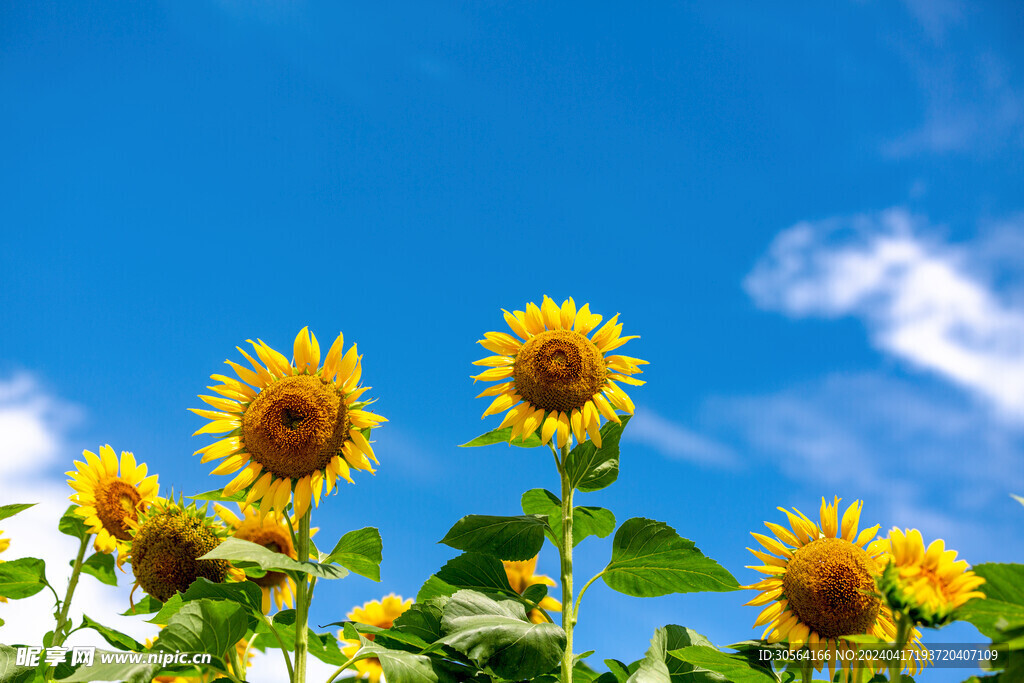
[392,601,445,646]
[439,589,565,679]
[668,647,776,683]
[254,609,349,665]
[0,557,48,599]
[416,552,520,603]
[352,635,459,683]
[459,426,544,448]
[521,489,616,546]
[80,614,145,651]
[79,552,117,587]
[627,625,725,683]
[0,504,35,522]
[522,583,549,607]
[150,578,263,624]
[58,505,89,541]
[198,537,348,580]
[57,652,160,683]
[152,598,249,659]
[960,563,1024,638]
[324,527,383,581]
[121,595,164,616]
[603,518,739,597]
[187,488,248,503]
[440,515,547,561]
[563,416,630,492]
[0,644,37,683]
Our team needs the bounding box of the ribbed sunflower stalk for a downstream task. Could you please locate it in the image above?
[556,443,575,683]
[293,508,313,683]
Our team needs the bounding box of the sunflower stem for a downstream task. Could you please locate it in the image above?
[52,534,91,648]
[798,657,813,683]
[294,507,313,683]
[557,443,575,683]
[258,611,294,681]
[324,653,360,683]
[888,612,912,683]
[227,642,246,682]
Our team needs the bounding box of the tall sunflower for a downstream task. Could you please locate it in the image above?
[66,445,160,555]
[503,555,562,624]
[745,497,925,679]
[473,296,646,448]
[879,528,986,628]
[215,503,315,612]
[191,327,386,518]
[340,594,414,683]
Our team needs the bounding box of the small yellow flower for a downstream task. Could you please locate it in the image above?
[744,497,926,678]
[215,503,316,613]
[473,296,646,449]
[192,327,386,519]
[66,445,159,556]
[0,530,9,604]
[503,555,562,624]
[340,594,414,683]
[879,528,986,627]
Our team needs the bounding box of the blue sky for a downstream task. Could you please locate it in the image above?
[2,2,1023,681]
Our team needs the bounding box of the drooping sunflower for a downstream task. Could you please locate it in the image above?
[215,503,316,612]
[340,594,414,683]
[473,296,646,449]
[0,530,9,604]
[745,497,925,678]
[503,555,562,624]
[66,445,160,556]
[127,497,242,602]
[879,528,986,628]
[191,327,386,519]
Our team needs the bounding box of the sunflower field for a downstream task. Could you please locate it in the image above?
[0,300,1020,683]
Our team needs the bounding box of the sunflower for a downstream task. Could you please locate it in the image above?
[127,497,242,602]
[745,497,925,678]
[191,327,386,520]
[879,528,986,628]
[215,503,318,612]
[340,594,414,683]
[503,555,562,624]
[66,445,160,556]
[473,296,646,449]
[0,530,9,604]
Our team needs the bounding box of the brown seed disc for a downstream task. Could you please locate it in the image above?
[782,537,881,639]
[512,330,606,414]
[242,375,350,479]
[95,479,143,541]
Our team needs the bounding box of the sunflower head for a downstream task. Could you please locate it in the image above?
[340,594,414,683]
[66,445,160,555]
[473,296,647,449]
[216,503,310,612]
[128,497,234,602]
[503,555,562,624]
[192,328,386,520]
[878,528,986,628]
[745,497,926,678]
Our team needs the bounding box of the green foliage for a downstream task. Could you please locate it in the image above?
[417,552,520,603]
[150,577,263,625]
[563,416,630,492]
[521,489,616,547]
[0,557,48,600]
[323,527,384,581]
[152,598,248,662]
[187,488,249,503]
[668,647,776,683]
[351,634,460,683]
[603,518,739,597]
[960,563,1024,638]
[57,653,160,683]
[199,537,348,579]
[80,614,145,651]
[79,552,117,586]
[440,515,548,561]
[627,625,726,683]
[0,503,35,522]
[57,505,89,541]
[255,609,348,665]
[121,595,164,616]
[438,589,566,680]
[0,644,37,683]
[460,426,544,448]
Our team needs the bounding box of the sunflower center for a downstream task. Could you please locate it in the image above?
[236,526,293,589]
[131,509,229,602]
[782,538,881,639]
[242,375,350,480]
[513,330,606,414]
[96,479,143,541]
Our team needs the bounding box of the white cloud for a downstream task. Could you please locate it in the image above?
[625,409,737,468]
[745,208,1024,420]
